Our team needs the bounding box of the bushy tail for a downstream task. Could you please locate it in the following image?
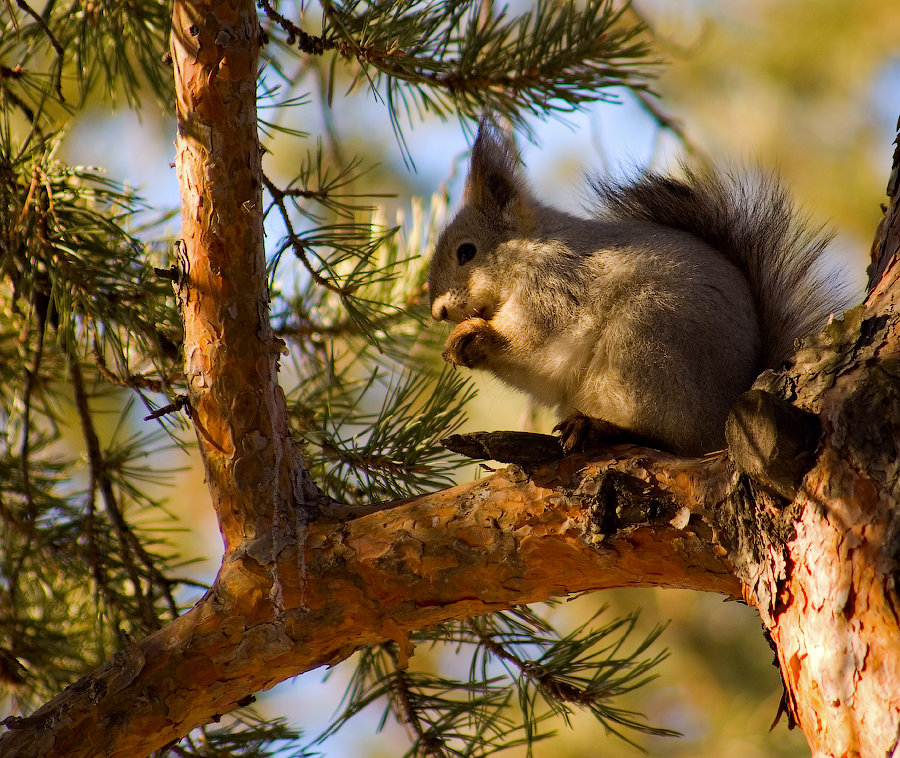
[591,166,852,367]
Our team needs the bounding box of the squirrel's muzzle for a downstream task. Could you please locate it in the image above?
[431,293,451,321]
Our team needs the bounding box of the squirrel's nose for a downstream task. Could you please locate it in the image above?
[431,296,449,321]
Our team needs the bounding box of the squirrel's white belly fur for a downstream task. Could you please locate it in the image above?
[489,297,595,409]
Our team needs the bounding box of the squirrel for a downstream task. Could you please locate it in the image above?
[427,119,855,457]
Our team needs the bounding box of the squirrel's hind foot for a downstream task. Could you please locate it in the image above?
[554,412,652,454]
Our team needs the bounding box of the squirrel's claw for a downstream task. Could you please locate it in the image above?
[554,412,637,454]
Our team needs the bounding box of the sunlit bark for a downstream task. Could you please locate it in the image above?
[750,166,900,755]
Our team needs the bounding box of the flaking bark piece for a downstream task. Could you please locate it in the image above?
[441,431,564,464]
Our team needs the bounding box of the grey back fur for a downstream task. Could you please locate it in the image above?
[591,167,847,368]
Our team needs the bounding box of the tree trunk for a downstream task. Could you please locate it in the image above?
[0,0,898,754]
[744,150,900,754]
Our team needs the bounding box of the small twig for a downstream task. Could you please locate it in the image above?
[262,173,356,296]
[153,264,180,282]
[632,89,705,160]
[83,421,118,622]
[70,357,160,631]
[1,85,37,132]
[0,63,25,80]
[75,359,184,621]
[319,439,431,476]
[4,312,45,655]
[388,650,449,758]
[19,290,48,517]
[274,304,415,339]
[93,343,167,393]
[468,619,529,670]
[14,0,65,101]
[467,620,597,707]
[256,0,331,55]
[256,0,419,74]
[279,186,331,200]
[117,518,183,618]
[143,394,191,422]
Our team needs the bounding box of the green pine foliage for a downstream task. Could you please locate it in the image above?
[316,608,676,758]
[0,0,673,754]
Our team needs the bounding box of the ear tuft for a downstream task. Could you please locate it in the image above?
[465,117,527,213]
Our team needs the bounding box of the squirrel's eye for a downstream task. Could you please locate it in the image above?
[456,243,477,266]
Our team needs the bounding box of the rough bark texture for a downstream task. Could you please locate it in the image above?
[170,0,319,562]
[733,296,900,757]
[0,453,740,757]
[0,4,898,756]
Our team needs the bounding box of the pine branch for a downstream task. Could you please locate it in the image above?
[464,610,679,748]
[260,0,656,130]
[305,367,474,502]
[257,0,332,55]
[66,358,185,625]
[82,452,113,627]
[69,356,160,631]
[389,659,453,758]
[263,172,358,295]
[92,342,168,393]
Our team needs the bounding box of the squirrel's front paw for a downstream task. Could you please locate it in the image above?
[442,318,504,368]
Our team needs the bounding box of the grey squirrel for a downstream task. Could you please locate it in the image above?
[427,120,855,456]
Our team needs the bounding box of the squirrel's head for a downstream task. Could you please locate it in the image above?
[428,118,536,323]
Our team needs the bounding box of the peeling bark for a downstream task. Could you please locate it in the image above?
[0,1,898,756]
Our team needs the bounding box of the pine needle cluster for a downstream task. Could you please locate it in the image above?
[317,607,677,757]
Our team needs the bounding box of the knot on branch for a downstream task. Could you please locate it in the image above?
[725,389,821,501]
[574,469,678,541]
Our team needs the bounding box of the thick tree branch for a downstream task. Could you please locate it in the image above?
[0,447,740,757]
[869,114,900,290]
[170,0,321,557]
[737,164,900,754]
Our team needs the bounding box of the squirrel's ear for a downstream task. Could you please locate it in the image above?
[465,119,531,220]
